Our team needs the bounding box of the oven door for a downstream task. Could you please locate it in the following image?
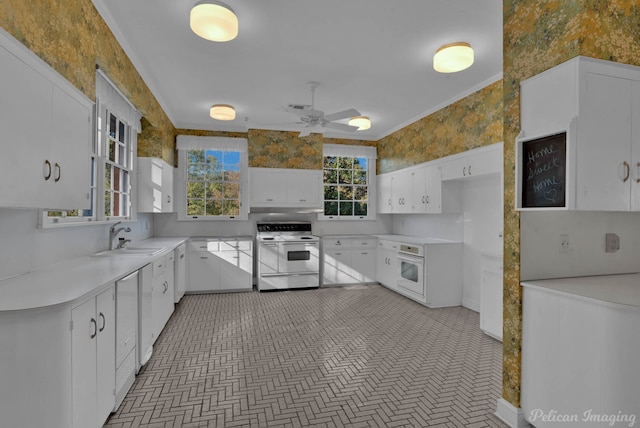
[258,242,279,275]
[279,241,319,274]
[397,252,425,297]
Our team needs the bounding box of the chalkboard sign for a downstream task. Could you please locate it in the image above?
[521,132,566,208]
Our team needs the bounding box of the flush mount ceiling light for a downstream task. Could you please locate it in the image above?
[433,42,474,73]
[210,104,236,120]
[190,1,238,42]
[348,116,371,131]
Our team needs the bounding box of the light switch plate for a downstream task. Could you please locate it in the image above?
[605,233,620,253]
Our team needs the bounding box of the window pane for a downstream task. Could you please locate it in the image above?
[353,169,367,185]
[354,202,368,216]
[108,140,116,162]
[324,156,337,168]
[189,150,206,163]
[205,199,222,216]
[105,164,112,189]
[207,182,223,199]
[118,121,125,143]
[354,186,368,201]
[339,185,353,200]
[338,170,353,184]
[187,181,205,199]
[324,201,338,215]
[339,201,353,216]
[323,169,337,184]
[338,157,353,169]
[223,151,240,164]
[187,199,205,216]
[324,185,338,200]
[224,168,240,182]
[223,200,239,215]
[109,113,117,139]
[224,183,240,199]
[188,163,207,181]
[104,190,112,216]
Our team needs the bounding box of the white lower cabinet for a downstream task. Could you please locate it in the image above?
[151,253,175,343]
[72,285,116,428]
[322,237,376,285]
[376,240,399,291]
[187,238,253,292]
[480,254,503,341]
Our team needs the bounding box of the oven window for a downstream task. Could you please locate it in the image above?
[401,261,419,283]
[288,250,311,261]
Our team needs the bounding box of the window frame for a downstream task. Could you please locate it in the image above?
[318,144,377,221]
[175,136,249,221]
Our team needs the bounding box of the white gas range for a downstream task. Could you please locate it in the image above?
[256,222,320,291]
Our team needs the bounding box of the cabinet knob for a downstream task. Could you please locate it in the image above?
[90,318,97,339]
[623,161,630,182]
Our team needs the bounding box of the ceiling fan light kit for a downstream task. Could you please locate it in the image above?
[190,0,238,42]
[210,104,236,120]
[433,42,474,73]
[348,116,371,131]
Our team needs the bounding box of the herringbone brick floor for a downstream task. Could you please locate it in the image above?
[104,284,507,428]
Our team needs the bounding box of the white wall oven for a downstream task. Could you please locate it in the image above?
[397,244,425,299]
[256,222,320,291]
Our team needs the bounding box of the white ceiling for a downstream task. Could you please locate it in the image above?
[92,0,503,141]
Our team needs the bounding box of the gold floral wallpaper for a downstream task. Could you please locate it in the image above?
[377,80,503,174]
[502,0,640,408]
[0,0,177,165]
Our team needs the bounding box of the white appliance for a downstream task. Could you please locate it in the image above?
[256,222,320,290]
[397,244,425,298]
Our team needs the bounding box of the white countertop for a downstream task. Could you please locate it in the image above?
[521,273,640,309]
[0,237,188,312]
[374,234,461,245]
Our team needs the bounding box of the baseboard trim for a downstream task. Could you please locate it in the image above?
[495,398,532,427]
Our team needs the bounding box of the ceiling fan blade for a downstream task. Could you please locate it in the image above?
[285,106,324,119]
[323,108,361,122]
[298,127,313,137]
[323,122,359,132]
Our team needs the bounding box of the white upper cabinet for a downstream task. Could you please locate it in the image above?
[440,145,502,182]
[0,31,92,210]
[249,167,322,209]
[137,157,174,212]
[377,164,443,214]
[518,56,640,211]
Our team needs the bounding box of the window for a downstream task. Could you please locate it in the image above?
[320,144,377,220]
[176,136,248,220]
[41,69,140,227]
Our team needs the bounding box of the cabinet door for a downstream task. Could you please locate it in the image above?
[72,297,98,428]
[218,250,252,290]
[161,160,174,212]
[116,272,138,368]
[351,250,376,283]
[286,170,322,206]
[0,45,52,208]
[377,174,393,213]
[50,84,92,210]
[72,286,115,428]
[632,82,640,211]
[187,252,221,292]
[174,245,186,303]
[411,167,428,213]
[392,170,412,213]
[324,249,356,284]
[480,270,503,340]
[424,166,442,213]
[577,73,632,211]
[96,287,116,424]
[250,168,286,205]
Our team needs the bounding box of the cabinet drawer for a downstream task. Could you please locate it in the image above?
[352,238,376,249]
[219,240,252,252]
[481,255,503,274]
[188,240,219,252]
[378,240,400,252]
[152,255,166,278]
[324,238,352,249]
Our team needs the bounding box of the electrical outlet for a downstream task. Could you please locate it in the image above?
[559,234,570,253]
[605,233,620,253]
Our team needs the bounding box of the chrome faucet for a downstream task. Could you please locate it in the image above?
[109,221,132,250]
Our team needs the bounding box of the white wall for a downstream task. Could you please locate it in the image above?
[520,210,640,280]
[391,213,464,241]
[0,208,153,280]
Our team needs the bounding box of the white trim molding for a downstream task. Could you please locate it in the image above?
[495,398,532,428]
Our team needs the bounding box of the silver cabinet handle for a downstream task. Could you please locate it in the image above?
[90,318,97,339]
[99,312,105,332]
[44,160,52,181]
[468,165,472,175]
[266,198,274,202]
[54,162,61,182]
[163,281,168,293]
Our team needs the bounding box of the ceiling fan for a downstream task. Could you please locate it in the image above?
[285,82,361,137]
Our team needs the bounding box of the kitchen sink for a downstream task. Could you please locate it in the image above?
[93,247,165,257]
